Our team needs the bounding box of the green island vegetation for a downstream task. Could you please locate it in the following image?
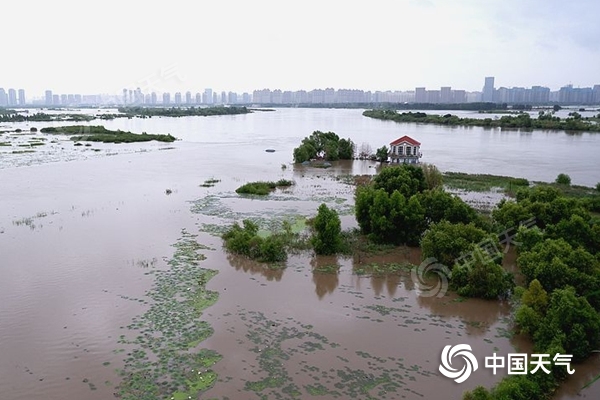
[222,219,301,264]
[0,111,94,122]
[115,106,251,118]
[443,171,600,200]
[293,130,355,163]
[39,125,176,143]
[235,179,294,195]
[363,109,600,132]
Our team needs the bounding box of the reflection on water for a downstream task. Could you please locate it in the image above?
[227,253,284,281]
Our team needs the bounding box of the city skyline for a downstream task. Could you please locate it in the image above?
[2,0,599,95]
[3,76,600,106]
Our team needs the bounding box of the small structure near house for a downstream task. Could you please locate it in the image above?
[388,135,422,164]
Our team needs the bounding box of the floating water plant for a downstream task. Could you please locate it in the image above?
[115,230,220,400]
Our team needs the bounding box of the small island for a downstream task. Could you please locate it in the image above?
[40,125,176,143]
[0,111,94,123]
[115,106,252,118]
[363,109,600,132]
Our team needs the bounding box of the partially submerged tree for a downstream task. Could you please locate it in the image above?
[311,203,342,255]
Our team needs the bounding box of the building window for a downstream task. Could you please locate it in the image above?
[406,146,411,156]
[398,146,403,155]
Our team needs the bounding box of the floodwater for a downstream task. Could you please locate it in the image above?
[0,108,599,400]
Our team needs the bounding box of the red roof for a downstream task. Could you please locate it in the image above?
[390,135,421,146]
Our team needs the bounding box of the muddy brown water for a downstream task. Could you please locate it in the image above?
[1,108,598,399]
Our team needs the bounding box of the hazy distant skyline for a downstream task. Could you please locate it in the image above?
[3,0,599,95]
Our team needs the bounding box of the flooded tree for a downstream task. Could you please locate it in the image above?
[311,203,342,255]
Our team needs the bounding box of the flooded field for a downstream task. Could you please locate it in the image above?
[1,108,599,399]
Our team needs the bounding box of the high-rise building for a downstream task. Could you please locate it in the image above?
[242,92,251,103]
[45,90,53,105]
[203,88,213,104]
[162,92,170,104]
[593,85,600,104]
[453,90,466,103]
[440,87,452,103]
[185,91,192,104]
[0,88,7,106]
[426,90,440,104]
[195,93,201,104]
[415,87,426,103]
[8,89,17,106]
[122,88,128,104]
[174,92,182,104]
[18,89,26,105]
[212,92,217,104]
[228,91,238,104]
[52,94,60,105]
[151,92,157,104]
[220,91,226,104]
[60,94,68,105]
[482,76,495,102]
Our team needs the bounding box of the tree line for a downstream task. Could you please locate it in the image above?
[363,109,600,132]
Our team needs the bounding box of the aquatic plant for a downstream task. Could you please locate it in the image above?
[115,230,220,400]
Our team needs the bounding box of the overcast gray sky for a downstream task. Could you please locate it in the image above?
[2,0,599,96]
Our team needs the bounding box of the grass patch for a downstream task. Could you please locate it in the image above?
[443,172,529,193]
[0,142,11,146]
[11,150,35,154]
[40,125,176,143]
[353,262,414,277]
[236,179,294,196]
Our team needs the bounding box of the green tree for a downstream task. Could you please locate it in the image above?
[555,173,571,185]
[338,138,355,159]
[451,258,514,299]
[418,189,479,226]
[421,163,443,190]
[375,145,389,162]
[372,164,427,198]
[293,145,311,163]
[311,203,342,255]
[420,221,491,267]
[535,286,600,361]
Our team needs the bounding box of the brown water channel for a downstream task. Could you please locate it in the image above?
[1,110,598,399]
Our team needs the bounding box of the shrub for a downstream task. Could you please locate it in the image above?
[222,220,287,263]
[596,182,600,192]
[421,163,443,190]
[555,173,571,185]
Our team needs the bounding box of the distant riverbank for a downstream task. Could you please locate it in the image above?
[363,109,600,132]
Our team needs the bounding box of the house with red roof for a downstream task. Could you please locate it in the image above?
[388,135,422,164]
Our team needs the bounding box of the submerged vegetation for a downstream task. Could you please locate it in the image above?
[40,125,176,143]
[363,109,600,132]
[235,179,294,195]
[115,230,220,400]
